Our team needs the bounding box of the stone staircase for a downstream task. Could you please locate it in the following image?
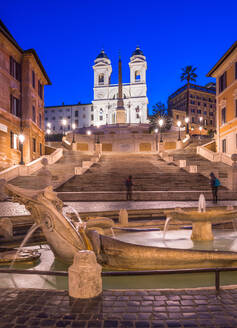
[10,151,92,190]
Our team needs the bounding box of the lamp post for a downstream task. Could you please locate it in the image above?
[154,128,158,151]
[199,126,203,140]
[177,120,181,141]
[185,117,189,135]
[72,123,76,143]
[158,119,164,143]
[62,119,67,136]
[19,134,25,165]
[199,116,203,127]
[96,123,101,143]
[47,122,51,129]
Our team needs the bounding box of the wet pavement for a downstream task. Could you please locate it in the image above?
[1,200,237,217]
[1,287,237,328]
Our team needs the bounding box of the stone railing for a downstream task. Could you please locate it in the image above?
[62,137,72,150]
[197,141,233,166]
[74,154,101,176]
[0,148,63,181]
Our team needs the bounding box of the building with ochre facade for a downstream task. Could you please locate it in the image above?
[207,41,237,156]
[0,20,50,168]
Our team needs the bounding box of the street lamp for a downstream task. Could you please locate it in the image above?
[158,119,164,143]
[72,123,76,143]
[62,119,67,135]
[199,116,203,125]
[46,128,51,135]
[154,128,158,151]
[177,120,181,141]
[87,130,92,136]
[185,117,189,134]
[19,134,25,165]
[47,122,51,129]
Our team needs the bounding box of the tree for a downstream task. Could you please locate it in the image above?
[180,66,197,118]
[149,102,172,132]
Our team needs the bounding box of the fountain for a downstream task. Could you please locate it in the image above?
[3,182,237,270]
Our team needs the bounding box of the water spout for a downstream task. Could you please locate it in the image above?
[163,216,172,240]
[111,227,116,238]
[198,193,206,213]
[10,222,40,269]
[62,205,82,223]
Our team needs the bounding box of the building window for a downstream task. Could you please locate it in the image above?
[68,125,70,130]
[136,114,140,119]
[176,115,179,119]
[32,70,35,88]
[222,139,226,153]
[203,103,206,107]
[83,114,86,119]
[221,108,226,125]
[197,110,201,114]
[91,106,93,111]
[98,74,104,84]
[52,117,55,120]
[39,113,42,128]
[100,116,103,121]
[210,120,213,125]
[75,111,78,117]
[32,106,36,122]
[10,95,21,117]
[210,112,214,116]
[38,80,43,99]
[10,56,21,81]
[91,114,94,121]
[204,119,208,126]
[192,117,195,123]
[67,116,71,119]
[75,120,79,125]
[204,111,207,115]
[39,143,42,156]
[219,72,227,93]
[135,71,141,82]
[10,131,18,150]
[191,109,195,113]
[33,138,36,152]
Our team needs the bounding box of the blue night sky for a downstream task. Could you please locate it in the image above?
[1,0,236,114]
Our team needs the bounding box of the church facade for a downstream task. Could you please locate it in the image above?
[92,47,149,126]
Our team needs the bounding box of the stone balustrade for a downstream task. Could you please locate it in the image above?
[189,165,198,173]
[179,160,186,168]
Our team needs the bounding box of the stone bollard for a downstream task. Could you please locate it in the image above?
[119,209,128,226]
[189,165,197,173]
[82,161,91,168]
[176,140,183,150]
[179,160,186,168]
[0,179,8,201]
[68,250,102,299]
[231,154,237,191]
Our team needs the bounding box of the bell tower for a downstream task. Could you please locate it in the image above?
[93,49,112,88]
[129,46,147,84]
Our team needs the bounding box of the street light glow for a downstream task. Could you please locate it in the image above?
[154,128,158,133]
[185,117,189,123]
[62,119,67,126]
[19,134,25,143]
[199,126,203,131]
[87,130,92,136]
[158,119,164,127]
[199,117,203,122]
[72,123,76,130]
[177,121,181,127]
[47,122,51,128]
[46,129,51,134]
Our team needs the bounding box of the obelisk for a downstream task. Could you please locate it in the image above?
[116,56,126,124]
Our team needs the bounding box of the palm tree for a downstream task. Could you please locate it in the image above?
[180,66,197,117]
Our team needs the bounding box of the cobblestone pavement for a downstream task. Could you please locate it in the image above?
[1,200,237,217]
[0,287,237,328]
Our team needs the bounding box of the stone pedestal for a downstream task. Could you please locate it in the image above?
[119,209,128,226]
[191,222,213,241]
[176,140,183,150]
[95,143,102,156]
[179,160,186,168]
[189,165,197,173]
[68,250,102,299]
[0,218,13,240]
[72,143,77,151]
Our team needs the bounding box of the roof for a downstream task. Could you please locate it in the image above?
[96,49,109,59]
[207,41,237,77]
[45,103,92,109]
[0,19,51,85]
[168,83,216,100]
[131,46,144,56]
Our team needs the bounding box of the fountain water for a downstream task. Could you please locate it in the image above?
[62,205,82,223]
[10,222,41,269]
[198,193,206,212]
[163,216,172,240]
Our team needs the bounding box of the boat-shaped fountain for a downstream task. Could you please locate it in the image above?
[3,182,237,270]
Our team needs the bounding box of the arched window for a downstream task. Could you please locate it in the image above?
[100,108,103,114]
[135,70,141,82]
[135,106,140,113]
[123,94,126,99]
[98,74,104,84]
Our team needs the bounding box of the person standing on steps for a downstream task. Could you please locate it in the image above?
[125,175,133,201]
[209,172,220,204]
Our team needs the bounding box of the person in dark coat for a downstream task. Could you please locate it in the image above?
[209,172,219,204]
[125,175,133,201]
